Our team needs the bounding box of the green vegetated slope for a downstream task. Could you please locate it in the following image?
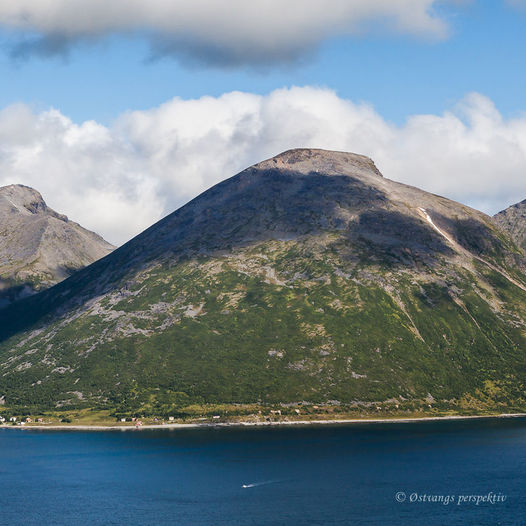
[0,149,525,415]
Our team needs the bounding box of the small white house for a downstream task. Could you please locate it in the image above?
[168,416,175,421]
[9,416,16,422]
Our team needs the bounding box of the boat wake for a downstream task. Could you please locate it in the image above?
[242,480,278,489]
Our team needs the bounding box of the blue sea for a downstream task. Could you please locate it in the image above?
[1,418,525,525]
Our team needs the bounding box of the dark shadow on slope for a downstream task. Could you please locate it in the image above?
[0,168,453,344]
[418,212,526,285]
[435,213,526,267]
[440,215,506,256]
[0,280,37,309]
[345,209,455,268]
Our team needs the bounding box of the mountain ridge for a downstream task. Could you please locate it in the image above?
[0,149,525,416]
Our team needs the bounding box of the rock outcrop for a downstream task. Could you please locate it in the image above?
[494,198,526,250]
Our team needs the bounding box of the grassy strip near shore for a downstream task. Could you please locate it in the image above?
[2,403,526,429]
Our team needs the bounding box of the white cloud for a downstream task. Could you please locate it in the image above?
[0,87,525,245]
[0,0,448,64]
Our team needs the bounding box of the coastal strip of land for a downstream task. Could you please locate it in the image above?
[2,413,526,431]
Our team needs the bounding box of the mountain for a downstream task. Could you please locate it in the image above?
[494,198,526,250]
[0,184,115,306]
[0,149,525,417]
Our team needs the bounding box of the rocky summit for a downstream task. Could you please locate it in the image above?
[494,198,526,250]
[0,149,525,416]
[0,184,115,306]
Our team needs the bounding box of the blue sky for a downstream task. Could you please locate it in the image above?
[1,2,526,125]
[1,1,526,244]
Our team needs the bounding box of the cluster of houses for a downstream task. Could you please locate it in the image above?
[0,416,45,425]
[114,415,223,427]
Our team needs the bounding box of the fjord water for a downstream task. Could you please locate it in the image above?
[1,419,525,525]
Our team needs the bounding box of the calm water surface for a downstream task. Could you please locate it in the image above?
[1,418,525,525]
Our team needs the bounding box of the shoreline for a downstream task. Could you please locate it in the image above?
[2,412,526,431]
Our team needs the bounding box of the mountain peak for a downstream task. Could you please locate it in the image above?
[253,148,383,178]
[0,152,525,414]
[0,184,51,216]
[0,183,114,306]
[494,197,526,249]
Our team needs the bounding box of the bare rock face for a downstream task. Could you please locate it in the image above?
[494,199,526,250]
[253,148,384,178]
[0,184,115,306]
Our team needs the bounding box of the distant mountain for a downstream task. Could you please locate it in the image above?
[494,198,526,250]
[0,184,114,306]
[0,150,525,416]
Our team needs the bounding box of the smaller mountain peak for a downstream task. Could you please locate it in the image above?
[510,198,526,209]
[0,184,70,221]
[494,197,526,250]
[0,184,48,215]
[253,148,383,178]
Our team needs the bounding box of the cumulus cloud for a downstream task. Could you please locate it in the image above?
[0,87,525,245]
[0,0,449,65]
